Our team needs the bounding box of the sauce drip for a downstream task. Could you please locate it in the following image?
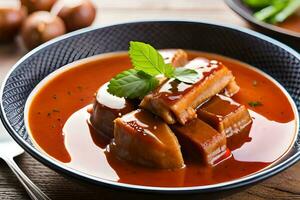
[96,83,128,110]
[157,60,222,104]
[121,109,176,147]
[27,51,297,187]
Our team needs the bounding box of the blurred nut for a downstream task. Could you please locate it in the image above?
[21,11,66,50]
[0,3,26,43]
[21,0,57,13]
[52,0,96,32]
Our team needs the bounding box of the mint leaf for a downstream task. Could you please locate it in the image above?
[174,68,199,84]
[129,41,199,84]
[107,69,159,99]
[108,41,200,98]
[164,63,175,78]
[129,41,171,76]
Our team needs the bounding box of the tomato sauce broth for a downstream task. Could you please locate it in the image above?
[26,51,297,187]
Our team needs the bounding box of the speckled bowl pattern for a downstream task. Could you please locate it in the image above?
[0,21,299,193]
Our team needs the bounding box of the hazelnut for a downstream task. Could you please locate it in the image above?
[52,0,96,32]
[0,2,26,43]
[21,0,57,13]
[21,11,66,50]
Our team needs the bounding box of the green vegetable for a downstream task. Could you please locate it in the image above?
[248,101,263,107]
[107,69,159,99]
[108,41,199,99]
[270,0,300,23]
[243,0,272,8]
[254,0,287,21]
[244,0,299,24]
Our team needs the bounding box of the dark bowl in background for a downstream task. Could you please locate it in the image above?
[225,0,300,51]
[0,21,299,199]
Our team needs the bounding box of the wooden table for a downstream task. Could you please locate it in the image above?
[0,0,299,199]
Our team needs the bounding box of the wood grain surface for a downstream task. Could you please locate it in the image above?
[0,0,299,199]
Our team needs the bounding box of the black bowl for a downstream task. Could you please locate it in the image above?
[0,21,300,195]
[225,0,300,51]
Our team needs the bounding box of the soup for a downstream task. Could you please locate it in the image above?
[26,49,297,187]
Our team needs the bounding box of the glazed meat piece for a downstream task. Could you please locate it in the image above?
[185,58,239,97]
[161,49,188,67]
[170,49,188,67]
[224,79,240,97]
[90,83,135,139]
[140,60,235,124]
[111,109,184,169]
[197,94,252,137]
[171,118,227,165]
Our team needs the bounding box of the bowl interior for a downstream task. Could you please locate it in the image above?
[1,21,300,192]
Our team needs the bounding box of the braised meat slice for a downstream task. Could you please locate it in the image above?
[170,49,188,67]
[111,109,184,169]
[171,118,227,165]
[197,94,252,137]
[140,60,234,124]
[186,58,239,97]
[90,83,135,139]
[224,79,240,97]
[161,49,188,67]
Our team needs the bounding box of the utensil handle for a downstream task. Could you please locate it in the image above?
[3,157,51,200]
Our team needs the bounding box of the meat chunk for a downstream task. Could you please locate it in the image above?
[111,109,184,169]
[224,79,240,97]
[160,49,188,67]
[171,118,227,165]
[140,60,235,124]
[197,94,252,137]
[90,83,135,139]
[186,58,239,97]
[170,49,188,67]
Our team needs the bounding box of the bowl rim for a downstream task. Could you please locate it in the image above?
[225,0,300,39]
[0,20,300,194]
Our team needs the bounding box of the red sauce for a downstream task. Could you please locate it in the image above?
[27,51,297,187]
[278,13,300,34]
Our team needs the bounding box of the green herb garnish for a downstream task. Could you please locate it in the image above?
[173,67,199,84]
[107,69,159,99]
[248,101,263,107]
[108,41,199,99]
[129,41,174,77]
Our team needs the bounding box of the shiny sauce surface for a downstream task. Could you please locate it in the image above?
[27,51,297,187]
[121,109,172,146]
[157,59,223,104]
[278,13,300,34]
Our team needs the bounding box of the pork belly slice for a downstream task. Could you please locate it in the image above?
[90,83,135,139]
[171,118,227,165]
[186,58,239,97]
[197,94,252,138]
[161,49,188,67]
[224,79,240,97]
[111,109,184,169]
[140,60,234,125]
[170,49,188,67]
